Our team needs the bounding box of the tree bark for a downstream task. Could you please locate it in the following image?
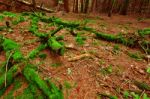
[63,0,69,12]
[120,0,130,15]
[75,0,78,13]
[84,0,89,13]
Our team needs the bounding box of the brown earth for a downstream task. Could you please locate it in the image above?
[0,13,150,99]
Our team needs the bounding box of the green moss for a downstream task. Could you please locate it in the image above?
[29,16,39,35]
[48,37,65,55]
[23,66,53,98]
[0,62,6,75]
[39,53,47,59]
[47,80,63,99]
[12,16,25,25]
[2,39,19,51]
[16,83,45,99]
[2,11,17,18]
[23,66,63,99]
[4,78,21,99]
[0,65,18,90]
[138,28,150,37]
[40,16,80,28]
[75,34,86,45]
[2,38,23,61]
[12,50,24,61]
[0,15,4,21]
[28,44,47,59]
[51,63,62,67]
[100,65,113,76]
[50,25,63,36]
[128,52,144,60]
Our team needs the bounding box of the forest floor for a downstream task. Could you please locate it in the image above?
[0,12,150,99]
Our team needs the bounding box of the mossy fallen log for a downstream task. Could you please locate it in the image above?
[2,38,24,62]
[47,80,63,99]
[80,27,135,46]
[50,25,63,36]
[28,44,47,59]
[0,65,19,89]
[23,66,63,99]
[138,28,150,37]
[48,37,65,55]
[95,32,136,46]
[38,16,80,28]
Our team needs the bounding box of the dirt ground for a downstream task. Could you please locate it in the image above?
[0,13,150,99]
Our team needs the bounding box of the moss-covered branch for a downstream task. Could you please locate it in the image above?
[0,65,19,89]
[23,66,63,99]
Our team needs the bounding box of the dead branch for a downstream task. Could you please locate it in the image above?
[68,53,93,62]
[15,0,54,13]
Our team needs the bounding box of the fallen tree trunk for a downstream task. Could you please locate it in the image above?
[0,64,20,89]
[23,66,63,99]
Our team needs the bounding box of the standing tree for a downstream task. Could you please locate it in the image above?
[32,0,36,10]
[63,0,69,12]
[75,0,79,13]
[84,0,89,13]
[108,0,116,17]
[80,0,84,13]
[120,0,130,15]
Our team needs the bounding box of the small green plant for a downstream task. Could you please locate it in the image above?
[3,11,17,18]
[112,44,120,54]
[146,67,150,74]
[0,15,4,21]
[51,63,62,67]
[12,16,25,25]
[75,34,86,45]
[64,81,72,89]
[100,65,113,76]
[123,91,130,99]
[99,59,105,65]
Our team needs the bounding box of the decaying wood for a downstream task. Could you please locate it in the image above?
[68,53,93,62]
[0,0,54,13]
[17,0,54,13]
[16,0,54,12]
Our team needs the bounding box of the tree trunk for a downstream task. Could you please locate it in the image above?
[80,0,84,13]
[120,0,130,15]
[75,0,78,13]
[90,0,96,12]
[63,0,69,12]
[84,0,89,13]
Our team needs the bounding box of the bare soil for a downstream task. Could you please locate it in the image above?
[0,13,150,99]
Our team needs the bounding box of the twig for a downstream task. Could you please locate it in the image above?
[5,51,13,87]
[140,90,145,99]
